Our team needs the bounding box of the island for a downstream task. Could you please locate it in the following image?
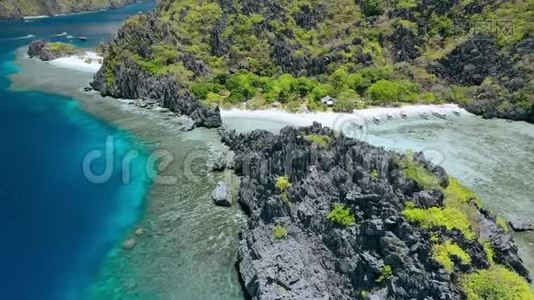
[20,0,534,298]
[91,0,533,123]
[0,0,136,19]
[85,1,533,296]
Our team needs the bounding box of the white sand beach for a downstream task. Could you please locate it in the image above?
[48,51,103,73]
[222,104,465,129]
[23,15,50,20]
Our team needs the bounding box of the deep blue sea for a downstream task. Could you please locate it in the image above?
[0,2,155,299]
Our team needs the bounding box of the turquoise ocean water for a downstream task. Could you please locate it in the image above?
[0,2,155,299]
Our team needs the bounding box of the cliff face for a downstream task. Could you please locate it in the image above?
[90,12,222,128]
[0,0,136,19]
[220,123,532,299]
[94,0,532,123]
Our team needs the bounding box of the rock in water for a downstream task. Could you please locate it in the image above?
[208,151,228,172]
[27,40,47,59]
[122,238,137,250]
[212,181,231,206]
[509,218,534,232]
[179,117,195,132]
[27,40,82,61]
[135,228,145,236]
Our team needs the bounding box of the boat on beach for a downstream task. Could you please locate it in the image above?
[372,117,380,125]
[432,111,447,119]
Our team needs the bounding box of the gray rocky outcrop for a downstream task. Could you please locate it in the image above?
[27,40,81,61]
[509,218,534,232]
[122,238,137,250]
[212,181,231,207]
[220,122,531,299]
[90,14,222,128]
[429,35,533,123]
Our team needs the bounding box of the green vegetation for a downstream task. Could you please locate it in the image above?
[470,0,534,46]
[275,176,291,191]
[366,79,419,104]
[98,0,532,120]
[303,134,331,149]
[375,265,393,283]
[432,240,471,272]
[275,176,292,204]
[429,232,441,243]
[273,225,288,240]
[459,266,534,300]
[445,177,482,208]
[47,42,79,55]
[370,169,379,179]
[429,14,454,38]
[395,0,417,9]
[496,216,510,233]
[401,156,440,188]
[404,173,533,299]
[91,1,534,296]
[403,206,476,240]
[125,38,484,112]
[482,241,495,265]
[441,177,486,238]
[132,44,194,81]
[327,204,356,227]
[361,0,384,17]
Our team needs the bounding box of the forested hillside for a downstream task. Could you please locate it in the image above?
[93,0,533,122]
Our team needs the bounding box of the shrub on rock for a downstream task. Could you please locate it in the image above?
[327,204,356,227]
[303,134,331,149]
[403,206,475,240]
[432,240,471,272]
[273,225,288,240]
[275,176,291,191]
[460,266,534,300]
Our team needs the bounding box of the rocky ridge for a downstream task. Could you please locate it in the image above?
[429,35,533,122]
[90,12,222,128]
[27,40,82,61]
[0,0,136,19]
[94,0,532,123]
[220,123,532,299]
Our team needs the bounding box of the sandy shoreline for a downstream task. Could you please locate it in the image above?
[47,51,102,73]
[35,47,466,131]
[222,104,465,129]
